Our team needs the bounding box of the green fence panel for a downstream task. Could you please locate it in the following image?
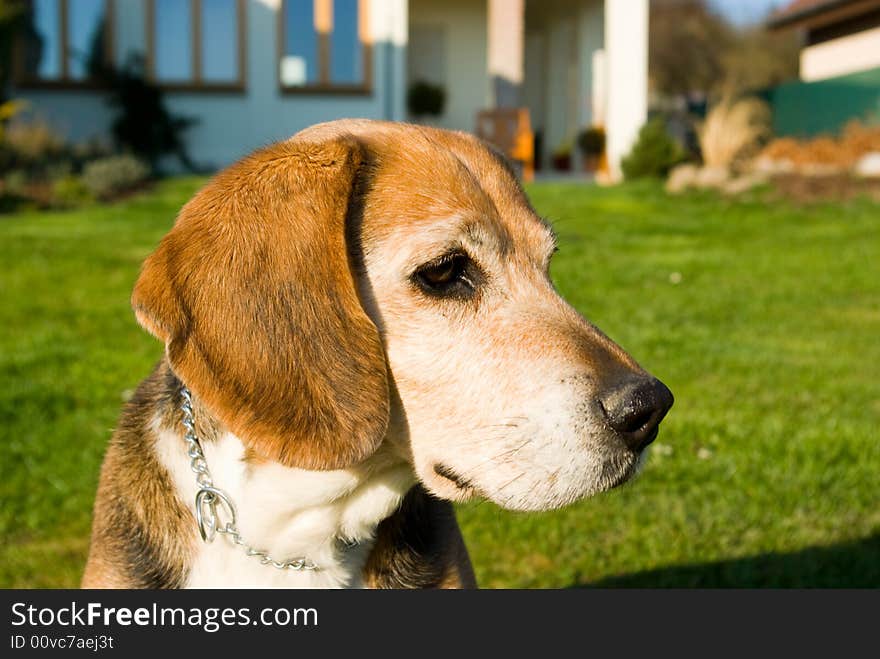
[767,67,880,137]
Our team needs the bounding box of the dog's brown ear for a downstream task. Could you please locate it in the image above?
[132,136,388,470]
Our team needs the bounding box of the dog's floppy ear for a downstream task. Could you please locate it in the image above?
[132,136,388,470]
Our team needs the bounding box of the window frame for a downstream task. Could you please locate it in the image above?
[13,0,116,90]
[277,0,372,95]
[145,0,247,93]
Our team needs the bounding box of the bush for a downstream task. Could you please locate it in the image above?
[553,138,573,159]
[3,118,65,164]
[0,116,113,187]
[3,168,27,195]
[407,80,446,117]
[51,175,94,209]
[577,126,606,156]
[71,138,113,166]
[100,56,198,172]
[621,118,686,180]
[45,161,72,182]
[0,99,27,141]
[552,138,574,170]
[81,155,149,200]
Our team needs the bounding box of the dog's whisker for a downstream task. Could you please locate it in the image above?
[469,416,528,432]
[453,438,532,483]
[452,447,523,483]
[499,471,526,492]
[498,472,528,507]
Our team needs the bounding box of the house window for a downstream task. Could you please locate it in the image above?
[279,0,371,93]
[17,0,113,86]
[147,0,245,90]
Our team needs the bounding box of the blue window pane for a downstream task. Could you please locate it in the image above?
[155,0,193,82]
[331,0,362,84]
[67,0,106,80]
[281,0,316,86]
[201,0,238,83]
[30,0,61,79]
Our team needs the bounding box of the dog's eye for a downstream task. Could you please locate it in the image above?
[413,252,476,298]
[420,256,463,286]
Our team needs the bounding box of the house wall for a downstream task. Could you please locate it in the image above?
[800,26,880,81]
[522,32,546,137]
[577,2,603,130]
[523,0,603,170]
[543,14,577,165]
[407,0,489,131]
[12,0,408,169]
[11,90,117,148]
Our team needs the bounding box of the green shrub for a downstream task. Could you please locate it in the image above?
[621,118,686,180]
[3,169,27,195]
[71,138,112,164]
[46,161,72,182]
[51,175,94,208]
[407,80,446,117]
[100,56,198,172]
[577,126,606,156]
[81,155,149,200]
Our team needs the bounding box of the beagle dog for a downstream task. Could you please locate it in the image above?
[82,120,673,589]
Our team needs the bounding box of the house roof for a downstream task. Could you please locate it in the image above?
[767,0,880,29]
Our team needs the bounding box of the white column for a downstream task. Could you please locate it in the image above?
[371,0,408,121]
[591,48,606,127]
[487,0,525,107]
[604,0,648,181]
[390,0,408,121]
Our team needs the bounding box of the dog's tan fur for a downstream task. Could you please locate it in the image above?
[83,120,668,588]
[131,136,389,471]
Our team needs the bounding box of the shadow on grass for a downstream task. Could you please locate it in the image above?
[576,533,880,588]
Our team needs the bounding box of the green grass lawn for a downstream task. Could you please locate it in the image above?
[1,178,878,588]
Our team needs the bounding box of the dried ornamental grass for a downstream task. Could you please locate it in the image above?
[3,119,66,162]
[699,97,771,169]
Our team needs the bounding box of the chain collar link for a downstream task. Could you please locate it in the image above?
[180,386,320,571]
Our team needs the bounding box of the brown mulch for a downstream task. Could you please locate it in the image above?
[770,173,880,203]
[760,121,880,170]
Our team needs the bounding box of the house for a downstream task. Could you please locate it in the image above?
[765,0,880,136]
[9,0,648,178]
[767,0,880,82]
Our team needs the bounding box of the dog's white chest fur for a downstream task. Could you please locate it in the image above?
[155,425,416,588]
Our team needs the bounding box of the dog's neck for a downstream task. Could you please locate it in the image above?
[154,417,416,588]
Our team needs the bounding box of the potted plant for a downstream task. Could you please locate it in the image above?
[407,80,446,121]
[552,139,573,171]
[577,126,605,172]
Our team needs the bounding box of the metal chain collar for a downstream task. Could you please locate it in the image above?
[180,386,319,571]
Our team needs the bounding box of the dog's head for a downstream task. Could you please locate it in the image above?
[133,120,672,512]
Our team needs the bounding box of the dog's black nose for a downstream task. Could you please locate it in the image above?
[599,377,674,452]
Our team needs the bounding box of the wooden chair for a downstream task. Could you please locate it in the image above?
[475,108,535,182]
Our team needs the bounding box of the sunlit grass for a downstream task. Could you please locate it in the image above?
[1,178,877,587]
